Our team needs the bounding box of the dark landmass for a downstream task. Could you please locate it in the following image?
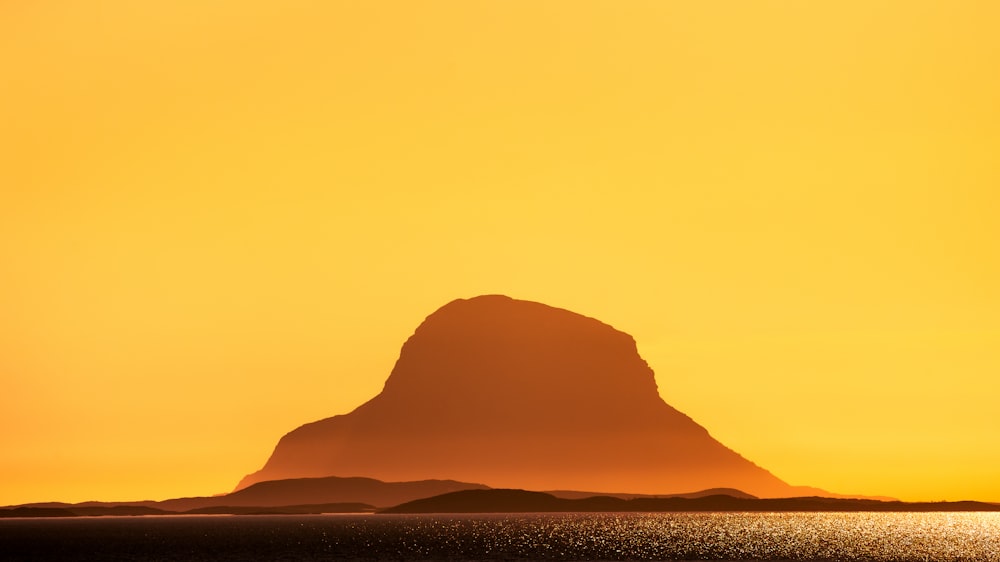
[1,503,373,518]
[0,507,79,518]
[182,502,374,515]
[5,484,996,518]
[382,489,1000,514]
[3,476,864,518]
[546,487,758,500]
[4,477,767,517]
[781,485,898,502]
[207,476,486,510]
[62,506,172,517]
[4,475,486,515]
[240,295,804,498]
[0,505,171,518]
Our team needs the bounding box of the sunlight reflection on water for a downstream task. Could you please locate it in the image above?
[1,512,999,561]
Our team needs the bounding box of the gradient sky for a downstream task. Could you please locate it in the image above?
[2,1,998,506]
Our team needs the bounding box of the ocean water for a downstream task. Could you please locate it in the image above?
[2,512,998,561]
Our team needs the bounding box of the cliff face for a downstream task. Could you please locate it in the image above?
[238,295,796,497]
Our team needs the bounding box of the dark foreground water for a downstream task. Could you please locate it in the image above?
[2,512,999,561]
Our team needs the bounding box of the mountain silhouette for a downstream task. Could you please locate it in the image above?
[237,295,801,497]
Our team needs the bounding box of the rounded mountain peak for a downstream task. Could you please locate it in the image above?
[419,294,623,336]
[378,295,661,412]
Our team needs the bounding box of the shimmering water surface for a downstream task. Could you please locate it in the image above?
[2,512,998,561]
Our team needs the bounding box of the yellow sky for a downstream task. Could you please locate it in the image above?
[1,1,998,505]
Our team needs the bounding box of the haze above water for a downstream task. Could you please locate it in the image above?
[3,512,998,561]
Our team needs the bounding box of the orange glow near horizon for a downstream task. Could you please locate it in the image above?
[2,2,999,506]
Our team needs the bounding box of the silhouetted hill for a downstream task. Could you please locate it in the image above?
[382,489,1000,514]
[5,476,490,514]
[0,506,171,518]
[68,506,171,516]
[239,295,802,498]
[195,476,488,509]
[0,507,78,518]
[546,487,758,500]
[782,485,897,502]
[183,503,373,515]
[140,475,488,512]
[0,503,370,517]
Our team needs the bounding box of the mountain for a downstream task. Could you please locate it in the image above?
[238,295,802,497]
